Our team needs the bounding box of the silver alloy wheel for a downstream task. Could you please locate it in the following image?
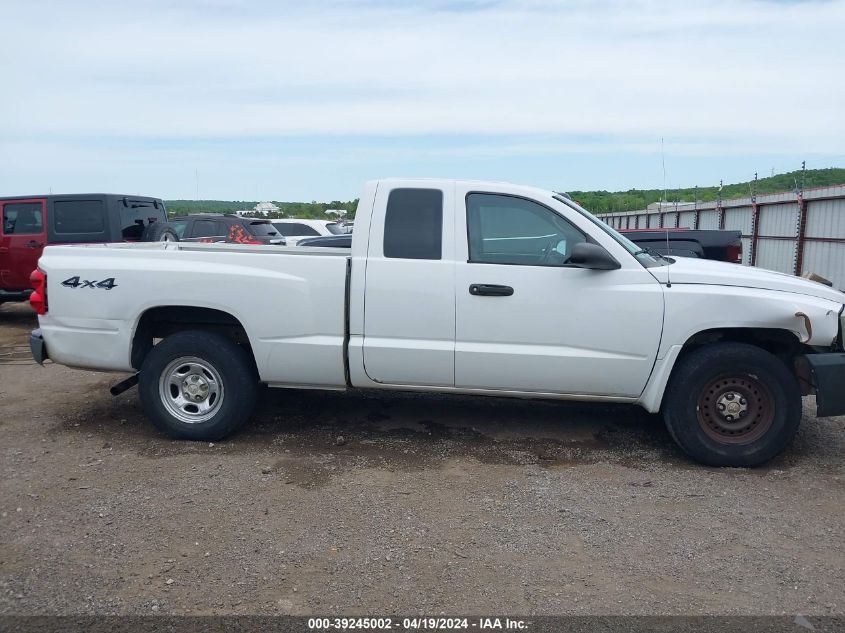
[160,232,176,242]
[158,356,224,424]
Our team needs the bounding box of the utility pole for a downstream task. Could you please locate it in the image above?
[794,161,808,276]
[799,160,806,196]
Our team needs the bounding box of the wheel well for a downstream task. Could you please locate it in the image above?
[678,328,805,369]
[131,306,252,370]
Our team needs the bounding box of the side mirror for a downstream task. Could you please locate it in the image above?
[568,242,620,270]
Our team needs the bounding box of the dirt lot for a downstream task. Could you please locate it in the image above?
[0,301,843,616]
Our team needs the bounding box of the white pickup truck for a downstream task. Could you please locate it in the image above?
[29,179,845,466]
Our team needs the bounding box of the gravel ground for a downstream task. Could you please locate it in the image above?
[1,301,843,616]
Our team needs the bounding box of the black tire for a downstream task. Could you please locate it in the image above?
[142,222,179,242]
[139,330,258,441]
[662,342,801,467]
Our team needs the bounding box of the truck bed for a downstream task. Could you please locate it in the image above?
[37,242,351,387]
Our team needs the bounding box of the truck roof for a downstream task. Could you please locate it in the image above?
[371,178,555,199]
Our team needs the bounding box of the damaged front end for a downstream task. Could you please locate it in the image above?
[796,306,845,417]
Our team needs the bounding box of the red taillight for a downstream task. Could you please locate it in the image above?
[727,242,743,264]
[29,269,48,315]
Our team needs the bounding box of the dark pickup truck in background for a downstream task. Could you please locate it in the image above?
[1,194,167,304]
[618,228,743,263]
[298,228,745,264]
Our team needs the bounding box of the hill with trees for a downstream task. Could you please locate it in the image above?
[164,167,845,219]
[568,167,845,214]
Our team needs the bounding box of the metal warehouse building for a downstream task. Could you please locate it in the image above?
[597,184,845,290]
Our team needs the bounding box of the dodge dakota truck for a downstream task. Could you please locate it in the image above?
[29,179,845,466]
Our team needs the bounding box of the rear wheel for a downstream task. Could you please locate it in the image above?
[139,330,258,440]
[662,342,801,467]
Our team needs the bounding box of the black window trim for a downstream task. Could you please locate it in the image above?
[464,191,590,268]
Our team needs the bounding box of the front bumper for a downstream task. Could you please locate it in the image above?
[804,353,845,417]
[29,328,48,365]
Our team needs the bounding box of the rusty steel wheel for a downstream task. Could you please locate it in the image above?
[664,342,802,467]
[697,374,775,444]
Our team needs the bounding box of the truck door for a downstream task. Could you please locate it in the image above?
[362,183,456,386]
[454,187,664,397]
[0,199,46,291]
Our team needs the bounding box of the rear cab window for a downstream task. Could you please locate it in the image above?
[383,189,443,259]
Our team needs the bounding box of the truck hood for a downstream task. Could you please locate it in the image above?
[650,257,845,304]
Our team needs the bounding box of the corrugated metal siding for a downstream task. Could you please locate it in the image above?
[678,211,696,228]
[724,207,753,234]
[802,241,845,290]
[698,209,719,230]
[597,185,845,287]
[806,198,845,239]
[755,238,796,274]
[758,203,798,237]
[741,238,752,266]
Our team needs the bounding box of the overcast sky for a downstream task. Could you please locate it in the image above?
[1,0,843,201]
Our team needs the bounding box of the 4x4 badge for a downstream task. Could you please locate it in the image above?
[61,276,118,290]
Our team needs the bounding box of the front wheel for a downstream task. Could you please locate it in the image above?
[662,342,802,467]
[139,330,258,440]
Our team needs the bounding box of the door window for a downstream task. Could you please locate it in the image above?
[2,203,43,235]
[53,200,105,234]
[383,189,443,260]
[466,194,585,266]
[190,220,220,238]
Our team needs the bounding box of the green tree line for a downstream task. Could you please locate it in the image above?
[567,168,845,214]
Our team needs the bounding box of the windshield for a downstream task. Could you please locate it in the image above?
[552,194,667,267]
[326,222,345,235]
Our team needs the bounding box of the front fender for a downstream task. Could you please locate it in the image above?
[659,285,840,358]
[637,285,842,414]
